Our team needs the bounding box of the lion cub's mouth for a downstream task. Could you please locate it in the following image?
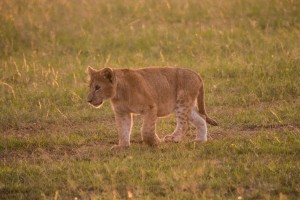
[90,101,103,107]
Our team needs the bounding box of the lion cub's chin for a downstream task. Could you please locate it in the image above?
[90,101,103,108]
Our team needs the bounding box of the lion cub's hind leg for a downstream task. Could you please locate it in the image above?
[164,99,193,142]
[190,106,208,142]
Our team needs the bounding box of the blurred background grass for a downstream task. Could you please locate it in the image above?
[0,0,299,131]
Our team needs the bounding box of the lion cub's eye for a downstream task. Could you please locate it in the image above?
[95,85,101,91]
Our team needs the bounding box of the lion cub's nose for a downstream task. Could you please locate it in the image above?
[87,97,93,103]
[87,94,93,103]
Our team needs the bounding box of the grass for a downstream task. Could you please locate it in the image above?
[0,0,300,199]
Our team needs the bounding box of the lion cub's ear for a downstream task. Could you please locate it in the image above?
[102,67,115,83]
[86,66,97,76]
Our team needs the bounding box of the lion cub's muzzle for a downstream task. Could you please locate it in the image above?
[88,100,103,107]
[87,95,103,107]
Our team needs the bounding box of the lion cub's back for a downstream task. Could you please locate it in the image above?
[136,67,178,97]
[137,66,178,84]
[136,66,201,95]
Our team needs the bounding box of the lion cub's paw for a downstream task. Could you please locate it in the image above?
[163,135,174,142]
[154,138,163,145]
[143,138,161,146]
[110,144,129,151]
[163,135,181,143]
[194,135,207,142]
[142,135,162,146]
[194,138,207,143]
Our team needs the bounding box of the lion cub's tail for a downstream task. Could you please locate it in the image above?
[197,83,218,126]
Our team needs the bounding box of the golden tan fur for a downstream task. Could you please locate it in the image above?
[87,66,217,149]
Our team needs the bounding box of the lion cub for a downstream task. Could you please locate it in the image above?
[87,66,217,149]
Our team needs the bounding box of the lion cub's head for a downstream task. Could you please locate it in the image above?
[86,66,116,108]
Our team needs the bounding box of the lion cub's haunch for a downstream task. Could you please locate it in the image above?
[87,66,217,149]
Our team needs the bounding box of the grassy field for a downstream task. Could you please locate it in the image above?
[0,0,300,199]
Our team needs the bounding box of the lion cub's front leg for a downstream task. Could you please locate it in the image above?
[111,113,132,150]
[141,105,161,146]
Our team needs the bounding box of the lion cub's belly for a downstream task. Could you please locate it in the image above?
[129,101,175,117]
[156,102,176,117]
[127,97,176,117]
